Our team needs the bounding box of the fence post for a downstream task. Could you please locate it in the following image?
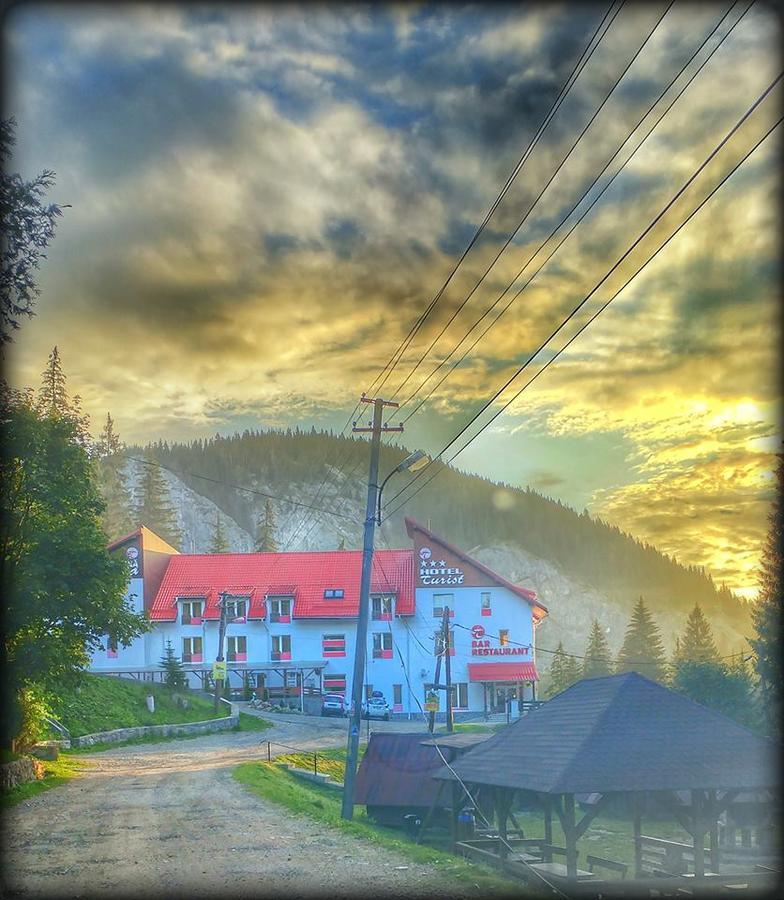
[267,741,271,763]
[314,753,318,775]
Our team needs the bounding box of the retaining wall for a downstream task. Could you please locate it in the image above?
[71,713,238,747]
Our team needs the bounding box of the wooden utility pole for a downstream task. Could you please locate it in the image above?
[341,396,402,821]
[213,591,229,714]
[444,607,454,733]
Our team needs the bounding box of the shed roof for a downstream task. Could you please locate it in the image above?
[420,732,492,750]
[435,672,780,794]
[354,732,457,809]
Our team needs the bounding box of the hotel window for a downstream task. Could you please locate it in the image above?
[227,636,247,662]
[182,637,203,663]
[499,629,510,647]
[450,682,469,709]
[433,593,454,617]
[372,632,393,659]
[271,635,291,661]
[481,592,492,616]
[324,673,346,694]
[393,684,403,708]
[324,589,344,599]
[224,598,247,621]
[371,595,393,620]
[180,600,203,625]
[434,629,455,657]
[322,634,347,657]
[107,636,118,659]
[269,597,292,622]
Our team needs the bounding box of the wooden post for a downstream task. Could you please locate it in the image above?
[498,788,509,860]
[563,793,578,881]
[543,794,553,862]
[633,793,643,878]
[482,683,488,720]
[708,790,720,873]
[450,781,461,849]
[692,790,705,878]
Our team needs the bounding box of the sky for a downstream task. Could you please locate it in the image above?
[3,2,781,598]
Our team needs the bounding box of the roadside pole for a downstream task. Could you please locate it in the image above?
[341,396,402,821]
[444,606,454,733]
[427,608,448,733]
[213,591,228,714]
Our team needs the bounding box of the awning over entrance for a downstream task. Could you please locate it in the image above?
[468,661,539,682]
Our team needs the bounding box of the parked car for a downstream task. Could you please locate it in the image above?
[321,693,349,717]
[362,696,391,720]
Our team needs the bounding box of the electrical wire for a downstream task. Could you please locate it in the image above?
[392,0,749,425]
[385,0,673,404]
[364,1,622,400]
[381,72,783,517]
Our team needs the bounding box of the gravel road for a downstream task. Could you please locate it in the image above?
[1,712,488,899]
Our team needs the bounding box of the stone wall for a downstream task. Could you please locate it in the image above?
[0,756,45,792]
[71,713,238,748]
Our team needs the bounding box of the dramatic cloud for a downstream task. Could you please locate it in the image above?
[4,2,780,595]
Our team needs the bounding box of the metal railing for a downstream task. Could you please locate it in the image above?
[262,739,331,776]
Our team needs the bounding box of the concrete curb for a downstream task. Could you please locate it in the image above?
[278,763,344,792]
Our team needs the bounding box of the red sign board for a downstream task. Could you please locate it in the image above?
[471,624,485,640]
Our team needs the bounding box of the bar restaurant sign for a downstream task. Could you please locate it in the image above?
[419,546,465,586]
[470,624,530,656]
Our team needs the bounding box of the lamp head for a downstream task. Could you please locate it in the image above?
[396,449,430,473]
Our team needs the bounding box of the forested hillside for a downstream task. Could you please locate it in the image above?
[116,427,751,649]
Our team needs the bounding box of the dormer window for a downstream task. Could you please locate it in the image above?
[224,598,247,621]
[372,595,393,620]
[269,597,292,623]
[324,589,344,599]
[181,600,203,625]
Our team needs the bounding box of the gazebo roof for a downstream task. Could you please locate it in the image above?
[435,672,780,795]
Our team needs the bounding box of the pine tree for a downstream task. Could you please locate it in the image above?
[255,499,279,552]
[582,619,613,678]
[134,456,182,550]
[159,639,187,690]
[209,511,229,553]
[337,536,346,551]
[94,413,134,540]
[749,451,782,736]
[37,346,68,415]
[545,642,580,697]
[674,603,719,665]
[615,597,668,682]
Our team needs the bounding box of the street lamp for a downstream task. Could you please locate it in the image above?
[376,450,431,524]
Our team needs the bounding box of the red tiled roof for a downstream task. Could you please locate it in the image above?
[468,661,540,682]
[150,549,415,621]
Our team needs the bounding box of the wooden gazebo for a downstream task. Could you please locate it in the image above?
[434,672,780,895]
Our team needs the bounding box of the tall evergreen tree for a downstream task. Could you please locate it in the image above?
[36,346,91,446]
[134,456,182,550]
[209,511,229,553]
[255,499,279,552]
[94,413,134,540]
[337,536,346,551]
[545,642,580,697]
[582,618,613,678]
[749,451,782,736]
[673,603,719,665]
[615,597,668,682]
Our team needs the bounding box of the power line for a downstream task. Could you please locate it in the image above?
[393,0,749,426]
[363,1,622,400]
[381,72,783,517]
[385,0,672,405]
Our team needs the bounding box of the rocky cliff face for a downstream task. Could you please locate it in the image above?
[122,459,748,668]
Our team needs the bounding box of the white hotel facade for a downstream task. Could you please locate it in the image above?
[91,518,547,717]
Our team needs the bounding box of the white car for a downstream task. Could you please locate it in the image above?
[362,696,391,720]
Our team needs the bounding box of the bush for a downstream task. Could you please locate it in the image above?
[14,686,51,752]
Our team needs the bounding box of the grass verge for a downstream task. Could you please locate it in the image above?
[1,755,84,809]
[234,760,523,895]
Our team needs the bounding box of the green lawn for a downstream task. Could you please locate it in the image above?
[234,759,526,895]
[0,755,85,808]
[46,674,225,736]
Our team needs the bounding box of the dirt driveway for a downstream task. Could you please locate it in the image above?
[1,714,487,899]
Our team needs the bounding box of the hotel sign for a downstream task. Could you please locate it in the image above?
[471,624,530,657]
[419,546,465,586]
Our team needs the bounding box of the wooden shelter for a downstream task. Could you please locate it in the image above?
[434,672,780,895]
